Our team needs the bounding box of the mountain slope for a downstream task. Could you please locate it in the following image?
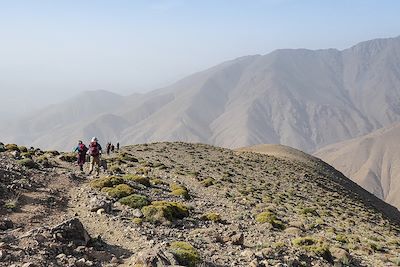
[315,123,400,210]
[2,36,400,151]
[2,142,400,266]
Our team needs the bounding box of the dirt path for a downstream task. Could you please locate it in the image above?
[66,177,151,266]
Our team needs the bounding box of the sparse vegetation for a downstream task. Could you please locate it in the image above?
[123,174,151,187]
[201,212,221,222]
[255,211,285,230]
[169,241,201,267]
[142,201,189,223]
[170,183,190,199]
[119,194,150,209]
[103,184,134,199]
[5,144,19,151]
[89,176,124,189]
[17,158,38,169]
[200,177,215,187]
[59,153,77,162]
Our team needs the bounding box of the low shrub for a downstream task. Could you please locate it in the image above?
[109,165,124,174]
[17,158,38,169]
[119,194,150,209]
[200,178,215,187]
[18,146,28,152]
[124,174,151,187]
[150,178,168,186]
[37,155,52,168]
[170,183,190,200]
[59,153,77,163]
[5,144,19,151]
[89,176,124,189]
[104,184,134,199]
[142,201,189,223]
[169,241,201,267]
[46,150,60,156]
[255,211,285,230]
[200,212,221,222]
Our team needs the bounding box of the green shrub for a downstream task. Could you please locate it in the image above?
[123,174,151,187]
[300,207,318,216]
[150,178,168,186]
[118,152,138,162]
[20,152,33,159]
[109,165,124,174]
[37,155,51,168]
[335,234,348,243]
[17,158,38,169]
[255,211,285,230]
[142,201,189,223]
[5,144,19,151]
[170,183,190,200]
[119,194,150,209]
[18,146,28,152]
[201,212,221,222]
[104,184,134,199]
[46,150,60,156]
[132,218,143,225]
[169,241,201,267]
[59,153,77,162]
[90,176,124,189]
[292,236,332,261]
[292,236,317,246]
[4,199,18,211]
[200,178,215,187]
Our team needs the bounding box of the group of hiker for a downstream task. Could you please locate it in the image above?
[105,142,119,155]
[74,137,119,175]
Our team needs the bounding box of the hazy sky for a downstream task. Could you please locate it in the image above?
[0,0,399,117]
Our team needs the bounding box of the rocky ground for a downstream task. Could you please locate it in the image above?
[0,142,400,267]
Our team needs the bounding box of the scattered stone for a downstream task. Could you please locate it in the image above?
[132,208,143,218]
[0,218,14,230]
[51,218,91,246]
[96,208,105,215]
[89,196,112,213]
[132,246,180,266]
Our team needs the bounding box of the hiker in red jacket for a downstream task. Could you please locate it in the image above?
[88,137,102,176]
[74,140,87,171]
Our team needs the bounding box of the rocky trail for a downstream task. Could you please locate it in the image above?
[1,142,400,267]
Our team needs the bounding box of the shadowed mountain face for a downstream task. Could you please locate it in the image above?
[2,37,400,151]
[315,123,400,210]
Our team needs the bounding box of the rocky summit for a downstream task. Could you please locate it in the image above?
[1,142,400,267]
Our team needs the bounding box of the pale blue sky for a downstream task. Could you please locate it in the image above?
[0,0,399,116]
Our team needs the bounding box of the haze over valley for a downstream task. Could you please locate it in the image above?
[2,36,400,154]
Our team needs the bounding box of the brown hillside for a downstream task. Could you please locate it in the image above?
[1,142,400,266]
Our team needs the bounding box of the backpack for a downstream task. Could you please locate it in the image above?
[89,142,99,156]
[78,144,87,154]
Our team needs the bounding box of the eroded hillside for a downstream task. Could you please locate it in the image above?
[1,142,400,267]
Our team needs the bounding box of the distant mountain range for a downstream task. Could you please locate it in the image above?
[315,122,400,210]
[1,36,400,152]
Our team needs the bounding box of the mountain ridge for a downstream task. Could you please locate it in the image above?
[315,122,400,210]
[2,36,400,152]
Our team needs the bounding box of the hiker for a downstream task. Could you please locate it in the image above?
[116,142,120,151]
[111,144,115,153]
[106,142,111,155]
[74,141,88,171]
[88,137,102,175]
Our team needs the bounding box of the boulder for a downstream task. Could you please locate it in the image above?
[51,218,91,246]
[132,246,181,266]
[89,196,112,213]
[0,218,13,230]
